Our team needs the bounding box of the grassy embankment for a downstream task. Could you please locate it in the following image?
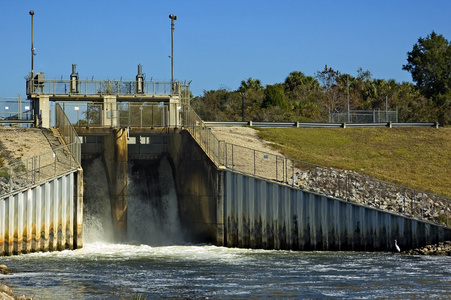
[256,127,451,198]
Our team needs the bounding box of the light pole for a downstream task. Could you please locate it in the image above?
[169,14,177,94]
[241,92,245,122]
[347,74,350,123]
[29,10,35,74]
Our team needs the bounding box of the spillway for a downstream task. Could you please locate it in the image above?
[82,156,183,245]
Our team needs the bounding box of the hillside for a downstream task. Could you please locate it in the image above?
[255,127,451,198]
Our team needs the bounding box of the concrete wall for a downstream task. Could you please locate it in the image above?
[168,131,222,243]
[102,128,128,240]
[0,171,82,256]
[221,171,451,251]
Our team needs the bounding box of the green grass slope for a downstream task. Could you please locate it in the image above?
[256,127,451,198]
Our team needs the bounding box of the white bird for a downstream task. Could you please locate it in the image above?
[394,239,401,252]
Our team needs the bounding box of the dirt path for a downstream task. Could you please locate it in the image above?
[209,126,282,156]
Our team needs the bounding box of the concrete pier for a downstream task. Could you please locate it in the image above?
[102,128,128,241]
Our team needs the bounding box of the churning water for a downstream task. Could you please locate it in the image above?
[127,158,183,245]
[1,157,450,299]
[2,244,451,299]
[82,158,114,243]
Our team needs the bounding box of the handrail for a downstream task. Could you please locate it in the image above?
[0,104,82,197]
[0,142,79,197]
[28,79,178,97]
[55,103,81,166]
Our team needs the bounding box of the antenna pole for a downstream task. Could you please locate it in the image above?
[29,10,35,73]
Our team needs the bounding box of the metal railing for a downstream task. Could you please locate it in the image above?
[28,79,176,96]
[60,102,180,128]
[0,96,34,124]
[183,106,450,227]
[0,143,79,197]
[329,109,398,123]
[204,121,440,128]
[55,103,81,165]
[0,104,81,197]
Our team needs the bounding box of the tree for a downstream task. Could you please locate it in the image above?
[285,71,305,92]
[262,84,286,109]
[402,31,451,104]
[315,65,343,113]
[239,77,263,92]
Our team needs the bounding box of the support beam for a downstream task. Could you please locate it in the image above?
[34,95,50,128]
[74,167,83,249]
[103,128,128,241]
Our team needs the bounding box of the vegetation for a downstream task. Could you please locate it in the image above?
[256,127,451,198]
[0,168,10,179]
[403,31,451,123]
[191,31,450,125]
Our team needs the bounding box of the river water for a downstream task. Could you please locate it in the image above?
[2,244,450,299]
[1,158,450,299]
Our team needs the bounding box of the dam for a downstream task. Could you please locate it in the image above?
[1,65,451,256]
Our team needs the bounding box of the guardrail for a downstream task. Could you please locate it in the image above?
[184,109,449,227]
[204,121,441,128]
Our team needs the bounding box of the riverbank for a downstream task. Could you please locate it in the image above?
[403,240,451,255]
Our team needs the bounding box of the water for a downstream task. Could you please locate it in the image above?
[1,245,450,299]
[127,158,183,245]
[1,157,450,299]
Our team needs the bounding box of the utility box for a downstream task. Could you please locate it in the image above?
[27,72,45,95]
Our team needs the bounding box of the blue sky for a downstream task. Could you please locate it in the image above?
[1,0,450,97]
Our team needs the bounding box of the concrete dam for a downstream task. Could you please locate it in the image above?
[78,123,451,251]
[1,71,451,255]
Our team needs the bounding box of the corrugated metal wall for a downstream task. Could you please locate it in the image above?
[0,172,77,255]
[222,171,451,251]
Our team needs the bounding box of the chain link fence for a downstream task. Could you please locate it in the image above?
[0,143,79,197]
[329,110,398,123]
[0,104,81,197]
[0,96,33,123]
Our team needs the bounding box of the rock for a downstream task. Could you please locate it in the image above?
[0,283,32,300]
[0,284,14,297]
[0,266,31,300]
[403,240,451,256]
[0,265,15,275]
